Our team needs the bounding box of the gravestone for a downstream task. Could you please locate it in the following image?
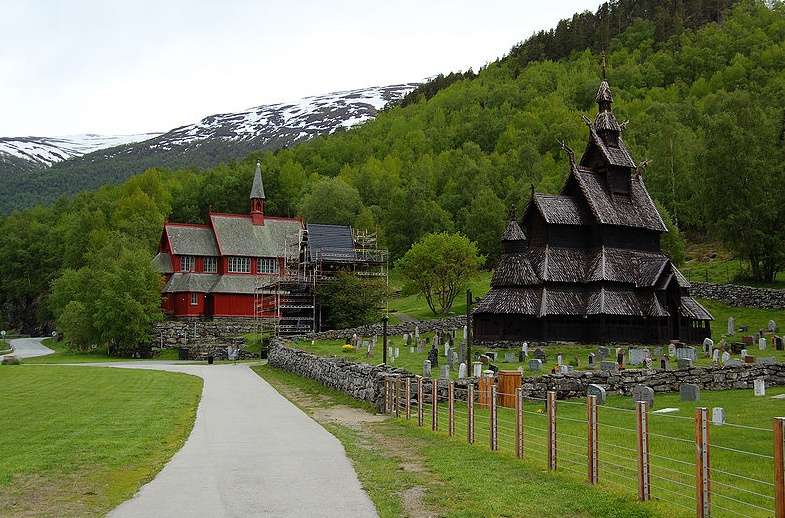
[616,350,625,367]
[458,363,467,379]
[742,335,754,347]
[668,343,677,357]
[600,361,617,372]
[759,337,767,351]
[447,351,455,369]
[522,342,529,358]
[394,347,400,359]
[414,325,420,340]
[776,336,784,351]
[769,320,777,333]
[759,357,776,365]
[631,385,655,407]
[472,361,483,377]
[712,349,720,363]
[423,360,431,377]
[703,337,714,356]
[528,359,542,371]
[744,355,756,364]
[416,341,424,353]
[721,351,731,365]
[485,351,498,362]
[409,346,415,354]
[559,365,573,374]
[588,352,596,368]
[677,358,693,369]
[587,384,607,404]
[754,378,766,396]
[727,317,735,336]
[659,356,669,370]
[712,407,726,426]
[557,354,563,366]
[459,341,467,363]
[680,383,700,401]
[725,359,743,367]
[440,365,450,379]
[445,343,450,357]
[676,347,696,361]
[740,348,748,359]
[598,346,609,360]
[533,348,546,361]
[629,348,645,365]
[428,345,439,368]
[504,352,515,363]
[730,342,744,354]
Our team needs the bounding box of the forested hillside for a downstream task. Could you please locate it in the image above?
[2,0,785,335]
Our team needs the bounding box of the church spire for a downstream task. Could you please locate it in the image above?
[250,161,265,225]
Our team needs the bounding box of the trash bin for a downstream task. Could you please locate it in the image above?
[207,355,214,365]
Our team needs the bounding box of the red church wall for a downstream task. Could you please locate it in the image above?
[171,292,205,316]
[212,293,255,317]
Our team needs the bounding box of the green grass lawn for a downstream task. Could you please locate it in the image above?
[254,363,659,518]
[389,270,492,321]
[22,338,179,364]
[681,246,785,289]
[0,365,202,517]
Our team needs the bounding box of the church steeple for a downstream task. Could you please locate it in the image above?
[250,161,265,225]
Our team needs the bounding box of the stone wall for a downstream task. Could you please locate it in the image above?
[692,282,785,310]
[153,318,258,360]
[268,338,785,408]
[306,316,466,341]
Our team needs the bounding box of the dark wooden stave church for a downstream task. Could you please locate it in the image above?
[473,79,712,345]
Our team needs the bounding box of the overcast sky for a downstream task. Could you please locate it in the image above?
[1,0,599,137]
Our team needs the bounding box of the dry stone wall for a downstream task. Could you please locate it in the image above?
[153,318,257,360]
[692,282,785,310]
[268,338,785,408]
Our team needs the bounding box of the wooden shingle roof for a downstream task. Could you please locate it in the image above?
[491,253,539,287]
[532,194,591,226]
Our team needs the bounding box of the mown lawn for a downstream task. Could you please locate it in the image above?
[0,365,202,517]
[254,363,659,518]
[23,338,179,364]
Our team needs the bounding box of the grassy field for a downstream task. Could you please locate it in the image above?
[388,270,493,321]
[681,242,785,289]
[253,363,661,518]
[0,365,202,517]
[22,338,179,364]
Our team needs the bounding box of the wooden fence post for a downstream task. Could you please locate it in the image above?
[515,387,524,458]
[448,381,455,437]
[468,383,475,444]
[405,377,411,420]
[416,376,423,427]
[636,401,651,501]
[431,380,438,432]
[774,417,785,518]
[587,394,598,485]
[394,376,400,417]
[547,391,557,470]
[490,384,498,451]
[695,407,710,517]
[384,378,391,414]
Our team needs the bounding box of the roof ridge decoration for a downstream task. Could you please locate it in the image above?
[250,161,265,200]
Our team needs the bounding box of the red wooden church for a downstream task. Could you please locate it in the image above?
[153,163,302,317]
[473,78,712,344]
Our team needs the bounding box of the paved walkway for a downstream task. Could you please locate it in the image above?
[103,362,377,518]
[6,337,54,358]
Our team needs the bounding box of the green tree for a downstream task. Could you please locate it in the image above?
[317,273,386,329]
[300,177,363,225]
[396,233,483,315]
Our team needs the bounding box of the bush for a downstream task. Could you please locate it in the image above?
[317,273,386,330]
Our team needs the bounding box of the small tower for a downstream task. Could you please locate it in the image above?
[250,161,265,225]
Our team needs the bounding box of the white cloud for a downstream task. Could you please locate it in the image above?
[0,0,598,136]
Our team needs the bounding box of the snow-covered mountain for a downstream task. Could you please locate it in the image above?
[0,133,160,169]
[1,82,419,213]
[0,83,418,178]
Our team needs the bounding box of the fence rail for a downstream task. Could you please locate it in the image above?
[383,376,782,518]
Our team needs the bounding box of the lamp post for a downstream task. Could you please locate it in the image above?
[382,314,389,365]
[466,289,473,369]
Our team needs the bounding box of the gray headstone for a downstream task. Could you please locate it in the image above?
[759,337,768,351]
[631,385,655,407]
[724,359,743,367]
[504,352,515,363]
[659,357,669,370]
[721,351,730,365]
[528,359,542,371]
[754,377,766,396]
[587,384,607,404]
[776,336,784,351]
[727,317,735,336]
[668,343,677,357]
[676,346,696,361]
[440,365,450,379]
[712,407,726,425]
[600,361,617,372]
[423,360,431,377]
[597,346,609,360]
[680,383,700,401]
[677,358,693,369]
[629,348,645,365]
[557,354,563,366]
[472,361,482,377]
[533,348,546,360]
[458,363,467,379]
[587,352,596,367]
[769,320,777,333]
[703,337,714,355]
[712,349,720,363]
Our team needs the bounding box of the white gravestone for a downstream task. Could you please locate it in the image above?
[727,317,735,336]
[721,351,730,365]
[754,378,766,396]
[423,360,431,377]
[768,320,777,333]
[458,363,467,379]
[712,349,720,363]
[472,361,482,377]
[712,407,726,425]
[703,338,714,356]
[759,337,767,351]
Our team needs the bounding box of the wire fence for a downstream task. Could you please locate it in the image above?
[384,375,783,518]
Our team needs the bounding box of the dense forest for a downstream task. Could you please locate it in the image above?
[2,0,785,337]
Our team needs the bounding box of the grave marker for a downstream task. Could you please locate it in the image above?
[768,319,777,333]
[472,361,482,377]
[528,359,542,371]
[754,378,766,396]
[721,351,730,365]
[440,365,450,379]
[504,352,515,363]
[677,358,693,369]
[588,352,596,368]
[629,348,645,365]
[534,347,546,360]
[423,360,431,377]
[659,357,669,370]
[631,385,654,407]
[759,337,768,351]
[458,363,467,379]
[727,317,735,336]
[679,383,700,401]
[711,407,725,426]
[587,384,607,404]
